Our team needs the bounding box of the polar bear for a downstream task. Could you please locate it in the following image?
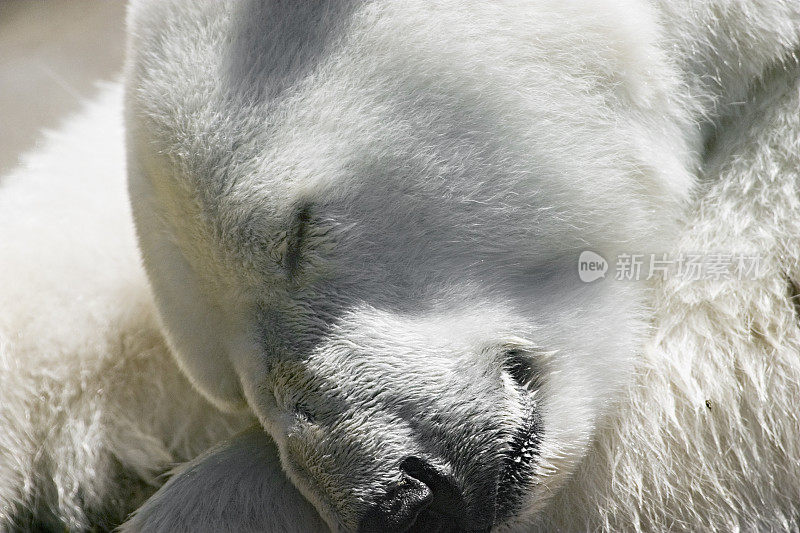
[1,0,800,531]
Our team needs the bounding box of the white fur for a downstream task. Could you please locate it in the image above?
[0,85,253,530]
[1,0,799,531]
[120,426,327,533]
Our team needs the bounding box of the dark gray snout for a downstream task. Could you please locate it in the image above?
[359,456,486,533]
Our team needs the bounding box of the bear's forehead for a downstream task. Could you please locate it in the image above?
[128,0,613,181]
[128,0,659,293]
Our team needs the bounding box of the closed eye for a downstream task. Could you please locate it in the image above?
[272,200,337,282]
[283,202,313,277]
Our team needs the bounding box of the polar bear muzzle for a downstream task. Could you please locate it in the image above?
[357,411,544,533]
[358,456,468,532]
[252,305,549,532]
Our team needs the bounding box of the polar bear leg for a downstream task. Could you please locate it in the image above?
[120,426,328,533]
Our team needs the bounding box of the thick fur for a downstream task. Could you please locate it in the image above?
[0,1,798,531]
[120,426,327,533]
[0,84,254,531]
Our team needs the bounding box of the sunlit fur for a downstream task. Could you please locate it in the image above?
[1,0,799,531]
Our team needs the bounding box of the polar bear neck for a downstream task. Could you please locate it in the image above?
[653,0,800,124]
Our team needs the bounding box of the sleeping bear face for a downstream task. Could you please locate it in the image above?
[126,0,689,530]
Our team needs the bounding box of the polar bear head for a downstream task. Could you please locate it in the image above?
[126,0,687,530]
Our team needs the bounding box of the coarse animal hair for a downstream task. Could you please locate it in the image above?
[0,1,799,531]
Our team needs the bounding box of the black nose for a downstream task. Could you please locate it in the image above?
[358,457,465,533]
[399,456,464,515]
[358,470,432,532]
